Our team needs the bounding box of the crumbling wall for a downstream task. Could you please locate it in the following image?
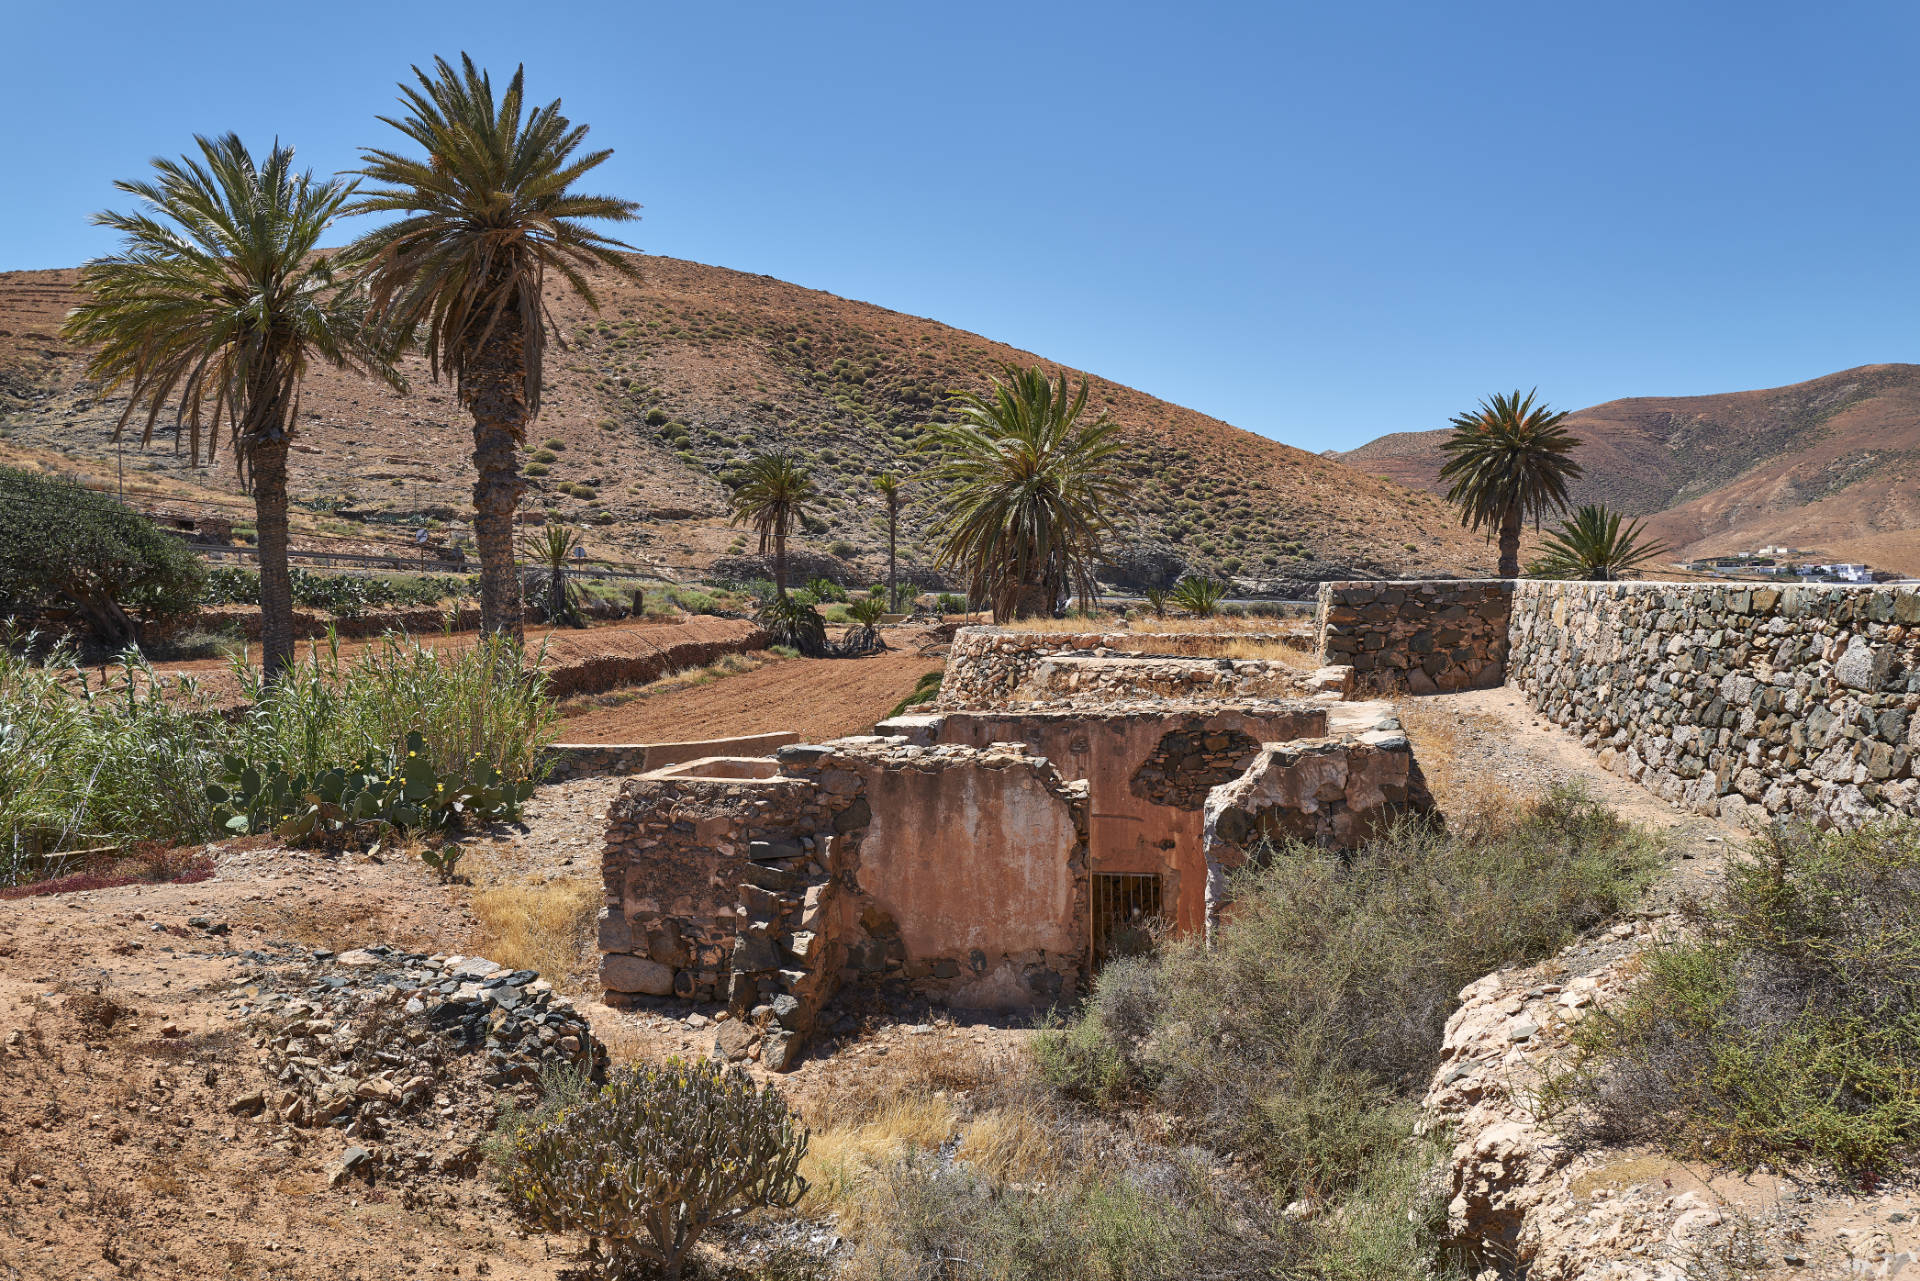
[1509,581,1920,827]
[1316,581,1513,694]
[927,706,1325,934]
[598,739,1090,1067]
[1017,655,1316,705]
[937,628,1313,710]
[1200,704,1435,933]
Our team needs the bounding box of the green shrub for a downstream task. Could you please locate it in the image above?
[1036,788,1662,1200]
[505,1058,808,1281]
[934,592,965,614]
[0,637,225,875]
[201,567,473,615]
[804,576,848,603]
[0,467,204,648]
[230,633,557,793]
[1545,820,1920,1173]
[828,539,857,560]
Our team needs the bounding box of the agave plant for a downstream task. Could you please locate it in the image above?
[1533,504,1669,581]
[1168,575,1226,618]
[1142,586,1168,618]
[1437,390,1584,577]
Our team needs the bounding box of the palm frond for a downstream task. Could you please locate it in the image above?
[62,133,403,474]
[345,53,641,426]
[922,364,1126,620]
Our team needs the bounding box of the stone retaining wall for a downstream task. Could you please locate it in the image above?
[1509,581,1920,827]
[1316,580,1513,694]
[937,627,1312,710]
[543,732,798,783]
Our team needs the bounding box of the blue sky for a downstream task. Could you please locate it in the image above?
[5,1,1917,452]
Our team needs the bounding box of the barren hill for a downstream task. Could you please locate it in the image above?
[0,256,1492,592]
[1337,365,1920,574]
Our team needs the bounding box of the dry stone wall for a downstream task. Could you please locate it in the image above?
[1316,581,1513,694]
[1509,581,1920,827]
[937,627,1313,710]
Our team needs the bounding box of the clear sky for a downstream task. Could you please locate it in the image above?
[5,1,1917,452]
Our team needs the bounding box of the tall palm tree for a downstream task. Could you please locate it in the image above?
[924,364,1126,620]
[1534,504,1669,580]
[728,453,816,596]
[871,471,904,611]
[347,54,641,641]
[1437,389,1584,577]
[61,134,402,676]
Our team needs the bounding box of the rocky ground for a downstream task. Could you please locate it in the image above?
[1403,689,1914,1281]
[0,672,1904,1280]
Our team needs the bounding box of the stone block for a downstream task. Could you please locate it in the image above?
[602,953,675,996]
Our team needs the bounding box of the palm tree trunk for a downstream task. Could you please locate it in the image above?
[773,528,788,597]
[886,506,898,612]
[1498,502,1522,578]
[250,435,296,679]
[466,313,529,642]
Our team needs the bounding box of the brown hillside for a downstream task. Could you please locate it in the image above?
[0,257,1491,591]
[1336,365,1920,574]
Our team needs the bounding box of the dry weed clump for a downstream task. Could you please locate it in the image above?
[467,877,602,988]
[1395,699,1529,839]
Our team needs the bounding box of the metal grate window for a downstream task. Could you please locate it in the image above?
[1091,873,1163,967]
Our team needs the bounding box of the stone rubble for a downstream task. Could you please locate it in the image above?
[223,942,604,1186]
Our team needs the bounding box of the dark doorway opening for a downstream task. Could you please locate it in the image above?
[1091,872,1163,967]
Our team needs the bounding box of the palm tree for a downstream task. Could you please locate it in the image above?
[1437,389,1584,577]
[728,453,816,597]
[347,54,641,641]
[1534,504,1669,580]
[924,364,1126,621]
[871,471,905,611]
[62,134,402,676]
[518,522,582,624]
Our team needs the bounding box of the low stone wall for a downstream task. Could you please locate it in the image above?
[1019,655,1318,706]
[1509,581,1920,827]
[537,622,768,700]
[1316,581,1512,694]
[937,627,1313,710]
[543,732,798,783]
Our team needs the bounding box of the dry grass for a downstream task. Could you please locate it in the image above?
[1394,699,1528,839]
[465,877,602,988]
[793,1037,1069,1219]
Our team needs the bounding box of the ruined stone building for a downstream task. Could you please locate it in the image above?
[589,579,1919,1069]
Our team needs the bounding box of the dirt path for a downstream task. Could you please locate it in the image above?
[1397,685,1750,902]
[556,648,942,744]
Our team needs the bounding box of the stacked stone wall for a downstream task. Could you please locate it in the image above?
[937,627,1312,710]
[1508,581,1920,827]
[1316,581,1513,694]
